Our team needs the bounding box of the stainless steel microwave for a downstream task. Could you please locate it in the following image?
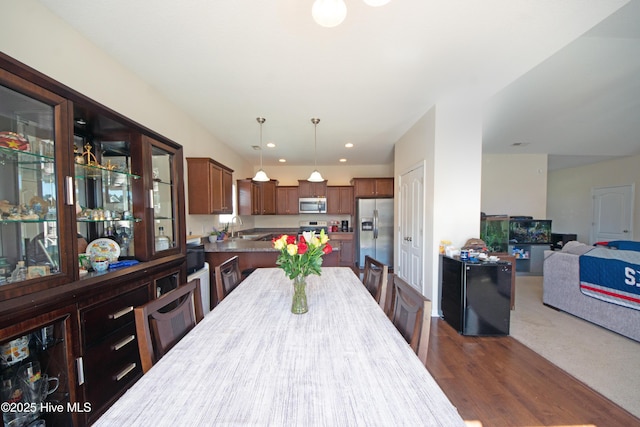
[299,197,327,214]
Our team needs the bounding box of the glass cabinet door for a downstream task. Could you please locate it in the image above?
[74,138,141,270]
[0,306,77,426]
[0,83,61,285]
[150,144,175,254]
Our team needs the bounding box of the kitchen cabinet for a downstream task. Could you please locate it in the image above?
[351,178,394,198]
[186,157,233,215]
[326,186,354,215]
[237,179,277,215]
[298,180,327,198]
[329,232,354,268]
[276,186,299,215]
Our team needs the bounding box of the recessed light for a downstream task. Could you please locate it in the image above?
[339,158,347,162]
[266,142,275,148]
[345,142,353,148]
[278,158,286,163]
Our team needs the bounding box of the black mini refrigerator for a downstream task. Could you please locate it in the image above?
[440,255,512,336]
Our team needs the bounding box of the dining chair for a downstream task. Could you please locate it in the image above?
[135,279,204,373]
[389,274,432,365]
[362,255,388,308]
[214,256,242,303]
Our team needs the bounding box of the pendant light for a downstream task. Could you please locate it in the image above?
[307,118,325,182]
[252,117,270,182]
[312,0,347,28]
[312,0,391,28]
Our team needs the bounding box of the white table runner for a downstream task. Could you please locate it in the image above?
[95,267,464,426]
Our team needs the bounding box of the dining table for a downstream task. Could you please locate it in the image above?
[94,267,465,426]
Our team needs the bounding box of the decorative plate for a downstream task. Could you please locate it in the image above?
[86,238,120,262]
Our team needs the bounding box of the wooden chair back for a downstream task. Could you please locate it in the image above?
[215,256,242,303]
[135,279,204,373]
[389,275,432,365]
[362,255,388,306]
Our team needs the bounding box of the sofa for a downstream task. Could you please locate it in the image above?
[543,241,640,342]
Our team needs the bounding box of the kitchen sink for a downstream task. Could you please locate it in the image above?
[240,234,261,239]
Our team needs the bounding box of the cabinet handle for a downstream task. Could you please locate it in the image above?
[76,357,85,385]
[112,335,136,351]
[109,306,134,320]
[65,176,74,205]
[114,363,137,382]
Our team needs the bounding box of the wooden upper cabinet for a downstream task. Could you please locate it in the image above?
[298,180,327,198]
[260,180,277,215]
[276,186,299,215]
[186,158,233,214]
[326,186,354,215]
[351,178,394,198]
[237,179,277,215]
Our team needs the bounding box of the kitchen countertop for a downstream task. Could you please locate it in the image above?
[205,229,341,253]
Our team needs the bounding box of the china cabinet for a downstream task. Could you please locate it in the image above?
[0,52,188,425]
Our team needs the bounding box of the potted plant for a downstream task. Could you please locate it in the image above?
[209,223,230,242]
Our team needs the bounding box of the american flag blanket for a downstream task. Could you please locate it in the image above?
[579,247,640,311]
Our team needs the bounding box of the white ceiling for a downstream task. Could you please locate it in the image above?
[36,0,638,170]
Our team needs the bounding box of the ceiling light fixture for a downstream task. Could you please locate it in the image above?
[312,0,391,28]
[252,117,270,182]
[312,0,347,28]
[362,0,390,6]
[308,118,325,182]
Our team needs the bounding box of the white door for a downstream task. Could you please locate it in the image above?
[398,165,424,291]
[591,185,634,243]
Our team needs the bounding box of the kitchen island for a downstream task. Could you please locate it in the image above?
[204,236,340,308]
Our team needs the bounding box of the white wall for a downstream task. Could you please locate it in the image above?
[0,0,253,239]
[395,101,483,314]
[547,154,640,243]
[481,154,548,218]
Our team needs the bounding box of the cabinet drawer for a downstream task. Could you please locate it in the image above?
[82,286,149,346]
[85,322,139,366]
[85,342,142,417]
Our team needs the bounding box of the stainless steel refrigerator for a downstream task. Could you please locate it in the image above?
[356,198,393,269]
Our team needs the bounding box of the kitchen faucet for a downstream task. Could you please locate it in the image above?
[230,215,243,238]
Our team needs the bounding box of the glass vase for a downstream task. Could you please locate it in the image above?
[291,275,308,314]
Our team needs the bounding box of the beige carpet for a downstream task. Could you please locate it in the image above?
[509,276,640,419]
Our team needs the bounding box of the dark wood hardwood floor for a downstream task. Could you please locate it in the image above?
[426,318,639,427]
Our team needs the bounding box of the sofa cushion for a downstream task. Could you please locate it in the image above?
[561,241,593,256]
